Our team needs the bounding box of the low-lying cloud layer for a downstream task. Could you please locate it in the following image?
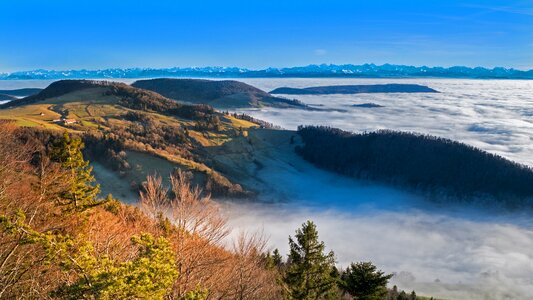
[235,78,533,166]
[226,79,533,299]
[225,203,533,300]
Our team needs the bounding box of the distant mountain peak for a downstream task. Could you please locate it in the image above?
[1,64,532,80]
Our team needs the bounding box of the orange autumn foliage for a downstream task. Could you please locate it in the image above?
[0,125,281,299]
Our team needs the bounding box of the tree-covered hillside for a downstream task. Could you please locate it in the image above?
[0,80,260,197]
[296,126,533,206]
[0,126,427,299]
[132,78,307,109]
[0,125,281,299]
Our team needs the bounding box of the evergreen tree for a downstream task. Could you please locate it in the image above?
[272,248,283,267]
[341,262,393,300]
[330,265,342,288]
[389,285,400,299]
[49,132,102,212]
[398,291,409,300]
[410,290,417,300]
[265,251,275,269]
[284,220,337,299]
[52,233,179,299]
[1,213,179,299]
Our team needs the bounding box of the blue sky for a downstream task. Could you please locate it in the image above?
[0,0,532,72]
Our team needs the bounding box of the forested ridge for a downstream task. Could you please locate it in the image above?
[296,126,533,206]
[132,78,307,109]
[0,125,428,299]
[132,78,272,102]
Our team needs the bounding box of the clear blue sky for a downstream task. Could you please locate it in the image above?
[1,0,532,72]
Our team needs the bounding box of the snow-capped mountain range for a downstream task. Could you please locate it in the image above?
[1,64,532,80]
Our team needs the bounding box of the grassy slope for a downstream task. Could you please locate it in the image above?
[0,92,338,202]
[0,85,260,200]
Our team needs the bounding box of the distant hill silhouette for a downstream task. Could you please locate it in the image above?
[271,84,438,95]
[3,80,176,109]
[0,88,43,102]
[352,103,384,108]
[0,94,18,101]
[0,88,43,97]
[132,78,307,109]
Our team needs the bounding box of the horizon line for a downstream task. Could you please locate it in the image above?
[2,63,533,74]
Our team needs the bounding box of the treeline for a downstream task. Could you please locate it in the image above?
[109,83,217,121]
[83,112,244,197]
[227,112,282,129]
[263,96,308,108]
[296,126,533,206]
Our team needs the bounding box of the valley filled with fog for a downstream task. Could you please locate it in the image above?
[235,78,533,167]
[2,78,532,299]
[228,78,533,299]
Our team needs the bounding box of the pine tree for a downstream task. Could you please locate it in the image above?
[341,262,393,300]
[410,290,417,300]
[389,285,400,299]
[51,233,179,299]
[272,248,283,267]
[398,291,409,300]
[49,132,102,212]
[284,220,337,299]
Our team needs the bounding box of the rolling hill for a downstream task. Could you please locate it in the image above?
[0,79,262,198]
[1,79,532,209]
[131,78,308,109]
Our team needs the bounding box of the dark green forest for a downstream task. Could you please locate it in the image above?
[296,126,533,207]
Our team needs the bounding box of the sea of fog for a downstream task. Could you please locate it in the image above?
[232,78,533,167]
[2,78,533,299]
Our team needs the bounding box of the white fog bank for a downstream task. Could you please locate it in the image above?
[234,78,533,166]
[224,78,533,299]
[225,202,533,300]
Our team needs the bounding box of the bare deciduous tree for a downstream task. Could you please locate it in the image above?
[139,171,282,299]
[169,170,229,245]
[227,231,282,300]
[139,173,170,220]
